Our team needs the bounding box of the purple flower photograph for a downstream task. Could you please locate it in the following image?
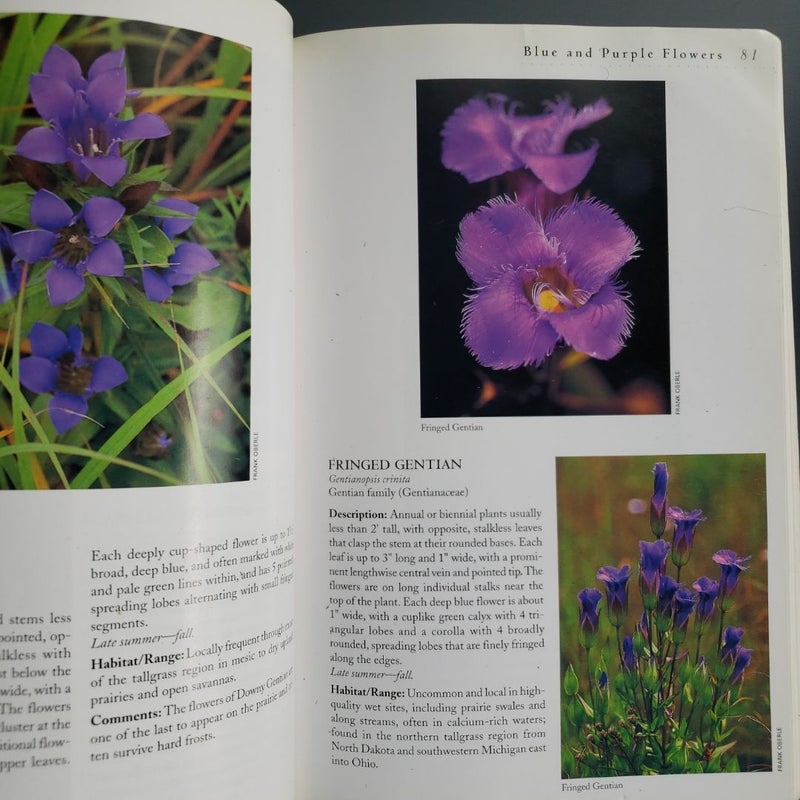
[417,79,669,417]
[0,14,252,489]
[557,454,770,777]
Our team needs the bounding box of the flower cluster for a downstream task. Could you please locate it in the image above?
[563,461,757,777]
[441,91,638,370]
[5,45,221,435]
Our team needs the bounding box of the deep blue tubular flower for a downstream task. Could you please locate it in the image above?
[456,197,638,369]
[713,549,752,610]
[577,587,602,649]
[142,242,218,302]
[18,322,126,433]
[0,226,22,304]
[596,564,630,627]
[692,576,720,626]
[12,189,125,305]
[16,45,169,186]
[730,647,752,683]
[720,626,745,662]
[668,506,706,567]
[638,539,670,610]
[442,94,612,193]
[621,635,636,672]
[655,574,678,620]
[672,587,696,637]
[650,462,668,538]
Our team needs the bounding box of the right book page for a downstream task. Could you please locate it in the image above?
[293,23,799,800]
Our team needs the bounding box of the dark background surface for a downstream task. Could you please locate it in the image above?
[280,0,800,422]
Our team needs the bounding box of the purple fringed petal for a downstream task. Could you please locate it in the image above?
[546,199,639,292]
[457,198,557,286]
[84,239,124,277]
[89,356,127,393]
[29,74,76,123]
[11,229,56,263]
[28,321,69,359]
[82,196,125,237]
[46,263,85,305]
[16,127,68,164]
[142,268,173,302]
[516,142,600,194]
[441,97,520,182]
[167,242,217,286]
[539,97,613,152]
[110,113,170,142]
[49,392,88,433]
[462,269,560,369]
[31,189,73,230]
[547,282,633,360]
[19,355,58,394]
[86,68,127,117]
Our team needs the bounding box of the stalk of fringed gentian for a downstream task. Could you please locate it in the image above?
[597,564,630,666]
[578,587,602,713]
[712,549,751,651]
[650,462,668,539]
[668,506,705,581]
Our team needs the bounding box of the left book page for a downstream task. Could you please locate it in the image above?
[0,1,294,798]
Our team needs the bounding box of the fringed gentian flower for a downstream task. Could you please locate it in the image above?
[713,549,751,610]
[672,587,696,644]
[692,576,719,630]
[650,462,668,538]
[456,197,638,369]
[442,94,612,193]
[596,564,630,627]
[655,574,678,631]
[12,189,125,305]
[668,506,706,567]
[16,45,169,186]
[730,647,752,683]
[638,539,670,610]
[577,587,602,649]
[621,635,636,672]
[0,226,22,304]
[720,626,745,662]
[18,322,126,434]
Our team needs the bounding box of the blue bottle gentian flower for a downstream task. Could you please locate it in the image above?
[18,322,126,434]
[12,189,126,305]
[16,45,169,186]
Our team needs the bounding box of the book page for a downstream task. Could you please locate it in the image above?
[0,1,294,798]
[294,24,799,799]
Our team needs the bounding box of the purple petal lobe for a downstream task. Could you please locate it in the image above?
[19,355,58,394]
[82,196,125,237]
[29,74,75,122]
[89,356,127,393]
[31,189,73,230]
[49,392,88,434]
[12,229,56,263]
[442,97,520,182]
[517,143,600,194]
[548,282,633,360]
[168,243,218,286]
[457,198,557,286]
[546,199,639,292]
[86,68,127,117]
[28,321,69,359]
[46,263,85,305]
[41,45,83,87]
[112,113,170,142]
[84,239,124,277]
[142,268,173,302]
[462,268,559,369]
[87,49,125,79]
[16,127,68,164]
[156,198,198,239]
[79,154,127,187]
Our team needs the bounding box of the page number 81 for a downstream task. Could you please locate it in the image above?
[741,49,757,61]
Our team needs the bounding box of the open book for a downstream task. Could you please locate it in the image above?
[1,0,798,797]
